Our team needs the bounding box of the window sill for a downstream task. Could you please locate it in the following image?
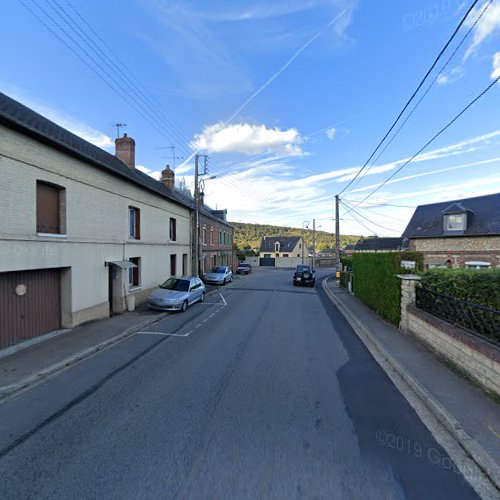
[128,286,142,292]
[37,233,68,239]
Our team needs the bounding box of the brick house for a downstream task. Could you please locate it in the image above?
[197,204,236,275]
[0,92,193,350]
[402,193,500,269]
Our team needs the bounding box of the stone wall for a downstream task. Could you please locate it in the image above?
[399,276,500,397]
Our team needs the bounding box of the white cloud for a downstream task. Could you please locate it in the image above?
[492,51,500,78]
[136,165,161,180]
[464,2,500,60]
[326,127,337,140]
[437,66,465,86]
[191,122,304,156]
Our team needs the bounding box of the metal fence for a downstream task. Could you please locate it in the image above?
[415,287,500,344]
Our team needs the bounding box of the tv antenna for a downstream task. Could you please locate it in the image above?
[113,123,127,138]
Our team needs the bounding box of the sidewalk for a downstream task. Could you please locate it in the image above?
[0,304,168,400]
[323,277,500,493]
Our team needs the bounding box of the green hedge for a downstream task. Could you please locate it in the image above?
[352,251,424,325]
[420,269,500,310]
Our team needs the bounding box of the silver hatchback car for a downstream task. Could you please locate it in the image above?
[203,266,233,286]
[148,276,206,312]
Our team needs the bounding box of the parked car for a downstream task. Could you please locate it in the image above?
[204,266,233,285]
[236,262,252,275]
[148,277,205,312]
[293,265,316,287]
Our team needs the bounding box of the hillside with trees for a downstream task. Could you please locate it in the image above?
[231,222,362,252]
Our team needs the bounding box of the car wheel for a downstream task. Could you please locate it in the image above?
[200,292,205,302]
[181,300,188,312]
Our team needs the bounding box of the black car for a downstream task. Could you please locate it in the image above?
[293,265,316,287]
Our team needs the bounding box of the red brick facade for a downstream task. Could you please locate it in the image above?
[198,213,236,275]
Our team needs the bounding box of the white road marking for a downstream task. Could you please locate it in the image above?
[137,331,191,337]
[219,293,227,306]
[209,313,215,318]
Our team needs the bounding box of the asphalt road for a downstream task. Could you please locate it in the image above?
[0,268,479,499]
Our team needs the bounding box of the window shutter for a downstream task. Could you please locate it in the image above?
[136,209,141,239]
[37,182,60,233]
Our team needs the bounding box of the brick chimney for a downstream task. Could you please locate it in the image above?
[115,133,135,170]
[160,164,175,190]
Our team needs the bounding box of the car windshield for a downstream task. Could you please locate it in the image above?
[296,266,311,272]
[239,264,249,267]
[160,278,190,291]
[211,267,226,274]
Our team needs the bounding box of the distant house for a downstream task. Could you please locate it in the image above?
[259,236,307,259]
[402,193,500,269]
[354,237,403,253]
[342,244,356,257]
[318,247,336,257]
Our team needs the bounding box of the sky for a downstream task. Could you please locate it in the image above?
[1,0,500,237]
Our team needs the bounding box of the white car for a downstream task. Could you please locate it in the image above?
[204,266,233,285]
[148,277,205,312]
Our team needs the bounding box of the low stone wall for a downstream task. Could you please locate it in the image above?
[407,306,500,396]
[275,257,312,268]
[399,275,500,397]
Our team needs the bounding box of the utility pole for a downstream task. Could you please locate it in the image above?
[193,153,209,277]
[194,154,200,277]
[335,194,340,273]
[312,219,316,270]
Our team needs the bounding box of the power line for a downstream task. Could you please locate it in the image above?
[342,198,416,208]
[23,0,193,155]
[350,74,500,207]
[337,0,481,196]
[340,200,401,233]
[344,0,494,194]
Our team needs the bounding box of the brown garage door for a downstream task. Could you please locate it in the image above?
[0,269,61,350]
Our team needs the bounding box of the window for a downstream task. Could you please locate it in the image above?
[210,227,214,245]
[465,261,491,269]
[182,254,188,275]
[129,207,141,239]
[276,253,280,257]
[444,213,465,231]
[203,226,207,245]
[170,254,177,276]
[283,254,289,257]
[299,243,302,249]
[169,217,177,241]
[36,181,65,234]
[297,254,300,257]
[129,257,140,288]
[219,230,222,245]
[275,242,280,252]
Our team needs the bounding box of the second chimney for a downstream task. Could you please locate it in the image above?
[160,165,175,190]
[115,133,135,170]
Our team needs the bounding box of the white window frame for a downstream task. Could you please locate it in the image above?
[444,213,466,231]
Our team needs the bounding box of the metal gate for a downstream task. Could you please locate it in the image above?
[0,269,61,350]
[259,257,276,267]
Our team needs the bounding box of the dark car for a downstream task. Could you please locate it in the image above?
[293,265,315,287]
[236,263,252,274]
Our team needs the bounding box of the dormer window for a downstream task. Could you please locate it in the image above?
[444,213,466,231]
[275,242,280,252]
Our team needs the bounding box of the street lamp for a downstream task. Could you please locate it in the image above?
[302,220,309,264]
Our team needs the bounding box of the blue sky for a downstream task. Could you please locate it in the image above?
[2,0,499,236]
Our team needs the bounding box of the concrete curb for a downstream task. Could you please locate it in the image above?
[322,277,500,497]
[0,284,230,401]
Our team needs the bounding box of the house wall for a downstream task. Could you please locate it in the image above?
[409,236,500,268]
[198,212,235,273]
[0,124,191,332]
